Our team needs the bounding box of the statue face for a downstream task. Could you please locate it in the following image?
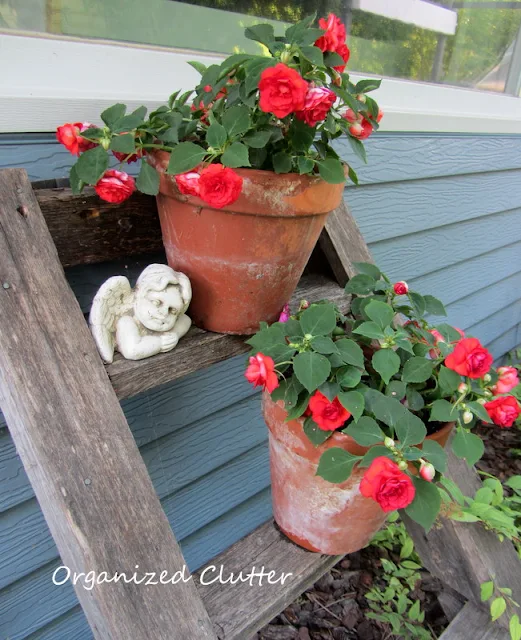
[135,285,184,332]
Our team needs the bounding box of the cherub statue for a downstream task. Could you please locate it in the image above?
[89,264,192,363]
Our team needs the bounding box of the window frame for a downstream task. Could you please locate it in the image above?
[1,32,521,135]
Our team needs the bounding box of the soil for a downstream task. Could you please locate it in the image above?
[254,425,521,640]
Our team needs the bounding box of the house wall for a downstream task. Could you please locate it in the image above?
[0,131,520,638]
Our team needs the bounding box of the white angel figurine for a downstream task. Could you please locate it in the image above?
[89,264,192,363]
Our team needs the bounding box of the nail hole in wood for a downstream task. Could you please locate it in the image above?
[17,205,28,218]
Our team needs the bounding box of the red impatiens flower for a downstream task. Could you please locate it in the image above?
[484,395,521,428]
[175,171,201,197]
[258,63,308,119]
[315,13,350,72]
[198,164,243,209]
[245,353,279,393]
[295,86,336,127]
[308,390,350,431]
[493,366,519,394]
[360,457,415,512]
[444,337,493,379]
[94,170,136,204]
[56,122,97,155]
[393,281,409,295]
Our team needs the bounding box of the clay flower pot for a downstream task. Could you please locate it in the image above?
[149,151,345,334]
[262,392,453,556]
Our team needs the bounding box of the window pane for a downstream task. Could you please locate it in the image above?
[1,0,520,95]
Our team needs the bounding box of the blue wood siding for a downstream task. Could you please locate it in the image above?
[0,131,520,638]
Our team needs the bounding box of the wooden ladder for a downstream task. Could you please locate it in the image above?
[0,168,519,639]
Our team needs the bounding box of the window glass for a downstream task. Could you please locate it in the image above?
[1,0,520,95]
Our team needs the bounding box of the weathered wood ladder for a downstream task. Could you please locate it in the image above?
[0,168,519,639]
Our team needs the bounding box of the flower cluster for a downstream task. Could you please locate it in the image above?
[56,13,381,205]
[244,263,521,528]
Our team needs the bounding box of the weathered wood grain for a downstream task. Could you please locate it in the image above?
[319,200,374,287]
[36,187,162,267]
[106,273,349,400]
[404,451,521,627]
[195,519,341,640]
[439,602,510,640]
[0,169,216,640]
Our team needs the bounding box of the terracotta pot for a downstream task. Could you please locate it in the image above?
[149,151,345,334]
[262,392,453,555]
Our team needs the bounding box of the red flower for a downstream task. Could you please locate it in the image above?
[258,63,308,119]
[198,164,242,209]
[484,395,521,428]
[350,117,373,140]
[94,170,135,204]
[296,86,336,127]
[342,108,360,124]
[493,366,519,394]
[444,337,493,379]
[393,281,409,295]
[113,148,145,164]
[278,304,291,323]
[419,462,435,482]
[175,171,201,197]
[244,353,279,393]
[315,14,350,72]
[360,457,415,512]
[56,122,96,155]
[308,390,350,431]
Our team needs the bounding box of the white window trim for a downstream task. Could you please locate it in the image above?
[1,32,521,135]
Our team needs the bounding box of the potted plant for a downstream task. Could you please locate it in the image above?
[55,13,382,334]
[244,263,521,555]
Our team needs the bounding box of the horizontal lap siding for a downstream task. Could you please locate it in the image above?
[1,132,521,638]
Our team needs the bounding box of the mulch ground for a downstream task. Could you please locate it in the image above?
[254,425,521,640]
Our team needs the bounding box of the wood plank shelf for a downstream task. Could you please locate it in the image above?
[196,519,341,640]
[106,273,349,400]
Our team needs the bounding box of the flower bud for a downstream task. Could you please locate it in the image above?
[280,48,293,64]
[477,398,486,405]
[393,281,409,295]
[356,93,367,103]
[101,137,111,151]
[483,374,492,383]
[299,299,309,310]
[348,122,363,137]
[458,383,468,394]
[398,460,408,471]
[463,410,473,424]
[384,437,395,449]
[420,462,435,482]
[484,389,493,398]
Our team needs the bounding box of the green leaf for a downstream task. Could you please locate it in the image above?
[436,323,463,343]
[355,78,382,93]
[335,339,364,368]
[468,401,491,422]
[402,357,434,384]
[110,133,136,154]
[243,130,272,148]
[395,412,427,447]
[316,448,361,483]
[421,440,447,473]
[406,387,424,411]
[353,321,385,340]
[289,118,315,152]
[69,164,83,195]
[187,60,207,75]
[338,391,365,421]
[221,142,251,168]
[372,349,401,385]
[365,300,395,329]
[285,391,311,421]
[429,399,459,423]
[408,291,426,316]
[403,446,423,461]
[318,380,341,402]
[353,262,381,280]
[452,429,485,466]
[360,445,394,467]
[404,476,441,531]
[365,389,407,428]
[207,122,227,149]
[222,105,251,138]
[348,135,367,164]
[101,102,127,128]
[506,475,521,491]
[272,376,303,410]
[311,336,338,355]
[166,142,207,174]
[75,146,109,184]
[386,380,407,401]
[510,614,521,640]
[317,158,346,184]
[345,273,376,295]
[343,416,384,446]
[272,152,293,174]
[304,417,334,447]
[293,351,331,393]
[337,365,362,389]
[490,597,507,622]
[244,23,275,47]
[136,162,160,196]
[324,50,347,67]
[300,304,337,337]
[480,581,494,602]
[438,365,462,396]
[300,45,324,66]
[244,56,278,94]
[297,156,314,174]
[424,295,447,317]
[408,600,421,621]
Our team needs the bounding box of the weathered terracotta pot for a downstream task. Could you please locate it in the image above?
[262,392,453,555]
[149,151,345,334]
